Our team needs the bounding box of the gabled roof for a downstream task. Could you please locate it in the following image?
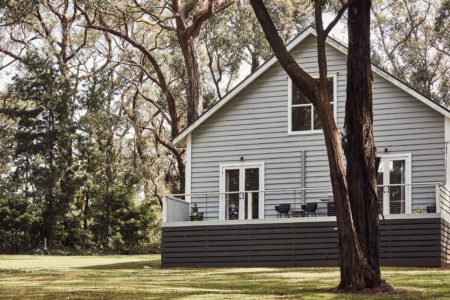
[174,26,450,146]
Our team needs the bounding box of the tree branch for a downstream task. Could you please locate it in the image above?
[324,1,350,37]
[249,0,316,101]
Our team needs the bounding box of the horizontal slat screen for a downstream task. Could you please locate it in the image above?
[162,218,443,268]
[441,218,450,266]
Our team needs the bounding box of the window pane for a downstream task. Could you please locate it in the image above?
[292,106,311,131]
[389,160,405,214]
[327,78,334,102]
[245,168,259,220]
[313,103,333,130]
[292,85,310,105]
[225,169,240,220]
[313,109,321,130]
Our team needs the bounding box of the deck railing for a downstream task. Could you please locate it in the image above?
[163,182,448,223]
[438,183,450,216]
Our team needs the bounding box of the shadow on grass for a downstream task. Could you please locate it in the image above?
[78,259,161,270]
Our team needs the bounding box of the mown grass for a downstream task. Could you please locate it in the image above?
[0,255,449,299]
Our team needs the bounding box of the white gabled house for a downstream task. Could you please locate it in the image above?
[161,27,450,268]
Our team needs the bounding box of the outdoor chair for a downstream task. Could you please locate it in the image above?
[275,204,291,218]
[301,203,318,217]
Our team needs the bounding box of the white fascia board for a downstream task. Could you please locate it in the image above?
[185,133,192,202]
[173,27,317,146]
[445,117,450,188]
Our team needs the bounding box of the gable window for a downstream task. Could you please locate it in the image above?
[289,76,336,134]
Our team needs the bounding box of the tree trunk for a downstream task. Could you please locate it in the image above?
[344,0,382,288]
[181,36,203,124]
[314,90,368,290]
[83,187,89,230]
[176,153,186,195]
[249,0,382,290]
[250,49,260,73]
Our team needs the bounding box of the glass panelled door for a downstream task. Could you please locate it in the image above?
[225,169,240,220]
[245,168,260,220]
[378,155,411,214]
[221,163,264,220]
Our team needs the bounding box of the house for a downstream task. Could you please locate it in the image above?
[161,27,450,268]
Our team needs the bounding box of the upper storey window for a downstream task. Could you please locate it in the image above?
[289,76,336,134]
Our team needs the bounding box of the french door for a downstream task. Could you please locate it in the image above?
[377,154,411,214]
[219,163,264,220]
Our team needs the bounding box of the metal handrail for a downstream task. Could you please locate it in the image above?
[166,182,442,198]
[163,182,448,223]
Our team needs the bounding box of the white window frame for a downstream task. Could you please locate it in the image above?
[288,73,338,135]
[219,162,265,221]
[378,153,412,214]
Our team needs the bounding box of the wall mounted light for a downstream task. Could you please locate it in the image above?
[240,156,244,161]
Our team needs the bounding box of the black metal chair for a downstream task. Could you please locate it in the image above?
[301,203,318,217]
[275,204,291,218]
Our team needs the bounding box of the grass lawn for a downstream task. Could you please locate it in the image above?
[0,255,450,299]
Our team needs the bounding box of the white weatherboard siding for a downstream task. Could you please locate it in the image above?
[190,35,445,220]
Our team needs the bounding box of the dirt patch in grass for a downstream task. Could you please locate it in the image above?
[33,273,79,280]
[327,281,406,296]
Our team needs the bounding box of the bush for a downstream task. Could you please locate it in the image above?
[0,189,40,253]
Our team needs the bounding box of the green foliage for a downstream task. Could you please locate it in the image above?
[0,184,40,253]
[0,55,160,254]
[372,0,449,104]
[200,0,313,102]
[1,51,76,250]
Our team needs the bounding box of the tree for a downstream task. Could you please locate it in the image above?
[74,0,315,196]
[1,52,76,249]
[201,0,313,99]
[0,0,113,243]
[371,0,449,104]
[249,0,381,289]
[76,69,160,253]
[0,183,40,253]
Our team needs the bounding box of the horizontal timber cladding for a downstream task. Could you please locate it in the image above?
[190,34,445,220]
[442,217,450,266]
[161,217,443,268]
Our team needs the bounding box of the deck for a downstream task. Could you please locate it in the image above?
[162,214,450,268]
[161,184,450,268]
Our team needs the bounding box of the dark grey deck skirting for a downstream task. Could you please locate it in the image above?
[161,217,446,268]
[442,218,450,266]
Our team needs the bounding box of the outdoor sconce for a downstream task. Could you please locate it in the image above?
[384,148,388,153]
[240,156,244,161]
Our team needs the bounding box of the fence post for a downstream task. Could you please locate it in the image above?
[436,184,441,214]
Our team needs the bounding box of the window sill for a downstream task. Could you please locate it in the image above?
[288,130,324,136]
